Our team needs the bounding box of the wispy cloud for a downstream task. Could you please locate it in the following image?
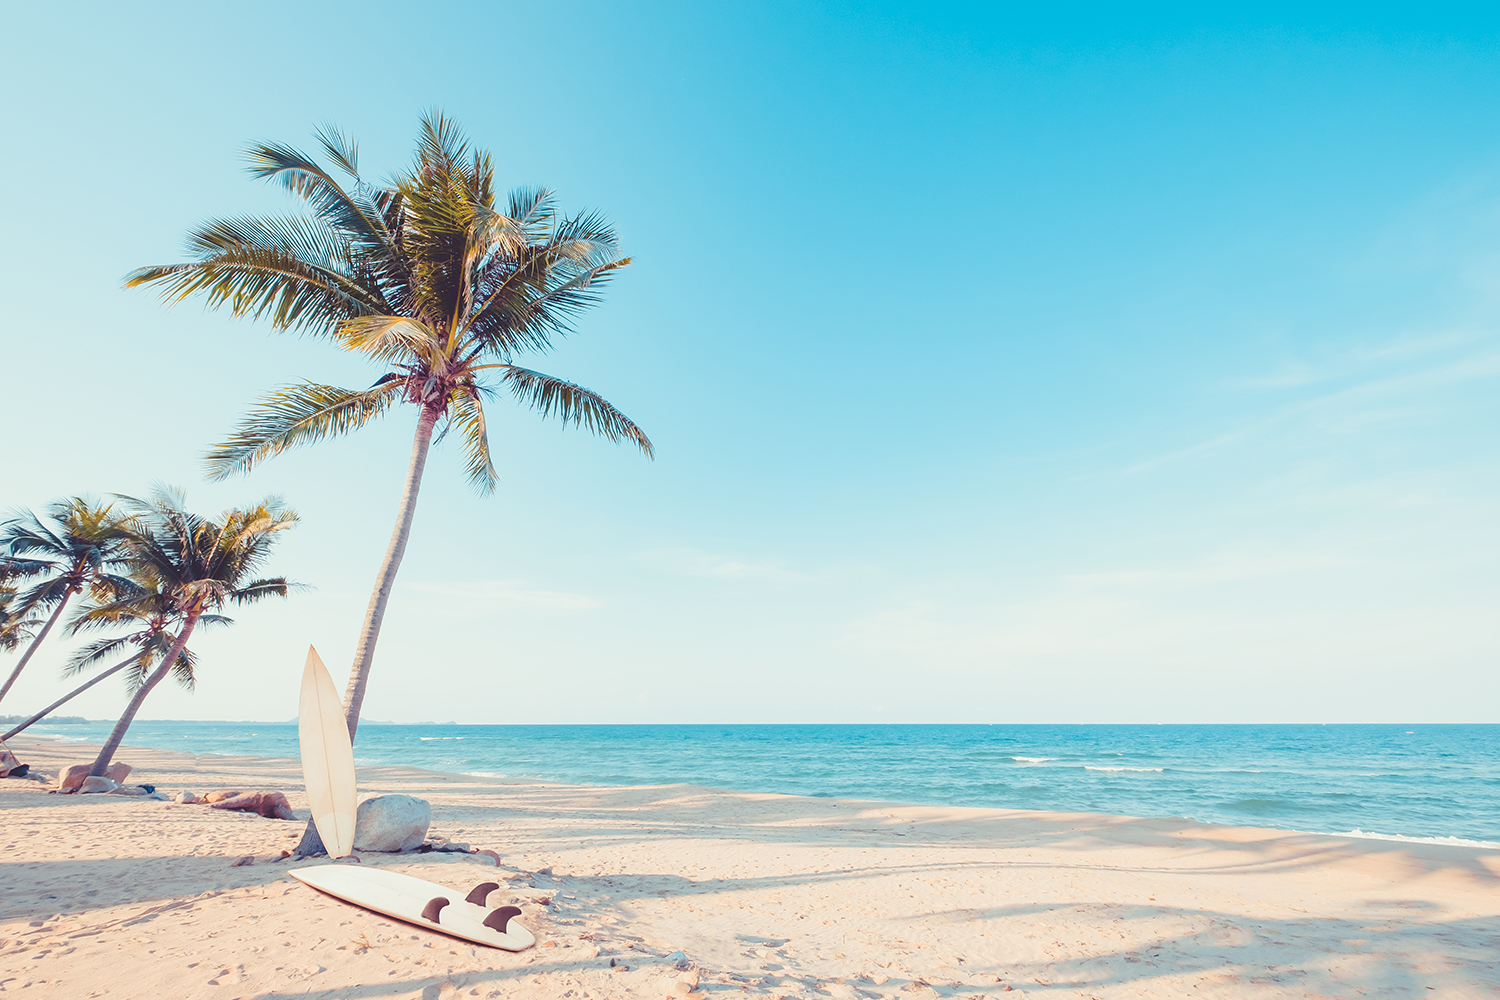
[401,580,602,612]
[635,547,841,584]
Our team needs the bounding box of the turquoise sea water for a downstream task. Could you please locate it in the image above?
[21,722,1499,846]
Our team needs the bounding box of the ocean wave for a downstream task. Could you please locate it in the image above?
[1318,828,1500,850]
[1086,766,1164,772]
[1011,756,1057,763]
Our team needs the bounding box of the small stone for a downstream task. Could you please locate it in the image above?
[676,971,700,987]
[351,794,431,852]
[670,982,693,996]
[175,791,203,804]
[104,762,132,784]
[78,776,118,794]
[665,951,690,970]
[203,789,240,803]
[231,855,255,867]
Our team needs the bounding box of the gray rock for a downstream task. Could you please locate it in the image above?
[78,776,118,794]
[174,790,202,804]
[352,794,431,852]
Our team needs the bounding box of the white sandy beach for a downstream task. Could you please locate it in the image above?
[1,737,1497,1000]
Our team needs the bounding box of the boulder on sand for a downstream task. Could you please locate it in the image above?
[57,764,93,792]
[352,794,431,852]
[105,762,132,784]
[79,775,118,794]
[210,790,296,820]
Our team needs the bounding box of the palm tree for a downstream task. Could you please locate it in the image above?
[126,114,653,747]
[0,563,43,653]
[0,579,225,742]
[87,489,296,777]
[0,499,133,706]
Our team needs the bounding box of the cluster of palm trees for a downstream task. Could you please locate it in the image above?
[0,491,296,777]
[3,114,652,848]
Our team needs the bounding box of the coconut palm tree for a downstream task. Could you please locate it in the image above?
[0,579,225,742]
[0,564,43,653]
[88,489,296,777]
[0,499,133,706]
[126,114,653,747]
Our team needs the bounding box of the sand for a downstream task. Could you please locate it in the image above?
[1,737,1497,1000]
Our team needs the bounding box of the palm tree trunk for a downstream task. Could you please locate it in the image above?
[340,402,441,740]
[294,403,440,856]
[88,612,201,777]
[2,654,138,741]
[0,595,72,707]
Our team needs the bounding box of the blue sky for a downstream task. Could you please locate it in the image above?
[2,3,1497,723]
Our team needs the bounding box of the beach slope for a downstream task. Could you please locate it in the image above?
[2,738,1497,998]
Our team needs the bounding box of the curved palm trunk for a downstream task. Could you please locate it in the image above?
[89,612,201,777]
[295,403,440,855]
[0,595,73,707]
[2,654,138,742]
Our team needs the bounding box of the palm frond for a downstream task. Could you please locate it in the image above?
[447,389,498,493]
[63,635,140,677]
[205,382,398,480]
[497,366,653,457]
[337,315,444,365]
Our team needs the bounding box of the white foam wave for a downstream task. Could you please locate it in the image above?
[1086,766,1164,772]
[1320,828,1500,850]
[1011,756,1057,763]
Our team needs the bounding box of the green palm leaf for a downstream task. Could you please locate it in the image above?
[206,382,399,480]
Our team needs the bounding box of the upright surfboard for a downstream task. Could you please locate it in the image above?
[298,646,357,858]
[289,865,535,951]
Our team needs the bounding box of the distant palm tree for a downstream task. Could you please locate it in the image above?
[127,114,653,747]
[0,567,43,653]
[87,489,297,777]
[0,579,226,743]
[0,499,133,706]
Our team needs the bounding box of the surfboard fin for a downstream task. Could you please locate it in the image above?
[421,897,450,922]
[483,905,522,933]
[465,881,500,905]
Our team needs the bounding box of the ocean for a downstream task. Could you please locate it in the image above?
[20,721,1499,847]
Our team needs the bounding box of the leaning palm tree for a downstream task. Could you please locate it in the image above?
[0,499,133,706]
[0,579,225,742]
[127,114,653,748]
[88,489,296,777]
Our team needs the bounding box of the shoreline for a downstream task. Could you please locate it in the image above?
[16,728,1499,851]
[3,736,1499,998]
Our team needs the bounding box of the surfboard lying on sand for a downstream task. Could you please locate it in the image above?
[298,646,357,858]
[289,865,535,951]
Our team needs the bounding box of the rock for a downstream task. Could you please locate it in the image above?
[352,794,431,852]
[676,970,700,988]
[107,785,148,796]
[203,789,241,803]
[666,951,690,970]
[210,791,296,820]
[56,764,93,792]
[79,776,118,794]
[105,762,132,784]
[0,743,21,773]
[175,791,203,804]
[147,792,170,801]
[6,764,29,778]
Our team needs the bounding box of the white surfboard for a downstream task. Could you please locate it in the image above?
[297,646,357,858]
[289,865,535,951]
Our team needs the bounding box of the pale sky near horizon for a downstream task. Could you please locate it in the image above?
[2,3,1498,724]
